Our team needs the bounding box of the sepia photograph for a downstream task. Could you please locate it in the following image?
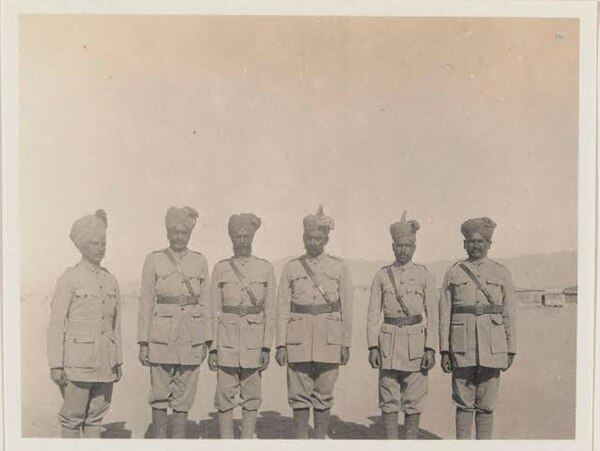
[2,1,597,450]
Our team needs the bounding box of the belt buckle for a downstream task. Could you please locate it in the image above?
[239,305,249,316]
[179,295,187,307]
[310,305,318,315]
[474,304,484,316]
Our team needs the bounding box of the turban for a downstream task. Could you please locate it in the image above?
[70,209,107,249]
[390,210,420,242]
[303,204,335,234]
[165,206,198,232]
[461,217,497,241]
[228,213,262,236]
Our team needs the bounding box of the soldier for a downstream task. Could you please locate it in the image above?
[207,213,276,439]
[439,217,517,439]
[137,206,211,439]
[47,209,123,438]
[366,211,438,440]
[275,205,354,439]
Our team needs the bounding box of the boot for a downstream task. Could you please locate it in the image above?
[218,409,234,439]
[82,425,102,438]
[151,408,168,439]
[382,412,399,439]
[292,408,310,439]
[61,426,81,438]
[240,408,258,439]
[456,409,474,440]
[403,413,420,440]
[172,410,188,439]
[313,408,331,439]
[475,412,494,439]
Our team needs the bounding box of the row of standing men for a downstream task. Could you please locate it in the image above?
[47,206,517,440]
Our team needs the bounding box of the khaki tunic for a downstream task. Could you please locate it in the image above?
[439,258,517,369]
[367,261,438,372]
[210,255,277,368]
[137,248,211,365]
[276,253,353,364]
[47,259,122,383]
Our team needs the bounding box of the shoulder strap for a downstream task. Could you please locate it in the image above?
[299,257,330,303]
[385,266,410,315]
[228,259,259,306]
[163,250,197,298]
[458,263,495,304]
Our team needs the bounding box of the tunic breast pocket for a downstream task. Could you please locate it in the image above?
[221,281,242,302]
[70,288,102,320]
[247,280,267,303]
[188,276,205,295]
[489,315,508,354]
[102,289,118,318]
[64,330,96,368]
[450,320,468,353]
[451,279,471,302]
[485,278,504,304]
[290,276,311,298]
[149,311,173,345]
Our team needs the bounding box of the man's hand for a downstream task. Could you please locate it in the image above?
[503,353,516,372]
[208,351,218,372]
[138,343,150,366]
[115,365,123,382]
[368,348,381,369]
[441,352,452,373]
[259,349,270,371]
[50,368,67,386]
[420,349,435,371]
[341,346,351,365]
[275,347,288,367]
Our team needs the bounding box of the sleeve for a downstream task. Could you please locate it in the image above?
[503,268,517,354]
[439,269,452,353]
[209,263,222,352]
[200,256,212,345]
[423,271,439,352]
[340,263,354,348]
[113,279,123,365]
[262,263,277,350]
[47,272,72,369]
[275,264,292,348]
[137,255,155,344]
[366,271,383,349]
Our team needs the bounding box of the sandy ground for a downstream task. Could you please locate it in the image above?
[21,290,576,439]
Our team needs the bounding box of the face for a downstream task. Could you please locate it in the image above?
[303,229,329,257]
[392,236,416,265]
[79,233,107,265]
[231,231,254,257]
[167,224,192,252]
[464,232,491,259]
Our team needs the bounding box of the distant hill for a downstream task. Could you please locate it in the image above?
[273,250,577,291]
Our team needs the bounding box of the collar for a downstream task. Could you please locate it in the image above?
[392,260,414,271]
[303,252,325,262]
[79,258,101,274]
[466,257,488,266]
[168,247,189,259]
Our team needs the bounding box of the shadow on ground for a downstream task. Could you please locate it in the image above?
[101,421,133,438]
[141,411,442,439]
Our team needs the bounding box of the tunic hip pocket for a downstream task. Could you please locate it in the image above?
[190,314,205,346]
[327,318,343,345]
[218,317,238,349]
[149,312,173,345]
[378,330,393,359]
[244,316,264,350]
[490,316,508,354]
[286,316,305,345]
[408,330,425,360]
[64,331,96,368]
[450,320,467,353]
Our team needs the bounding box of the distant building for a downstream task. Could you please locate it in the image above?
[563,286,577,304]
[541,287,577,307]
[515,288,543,305]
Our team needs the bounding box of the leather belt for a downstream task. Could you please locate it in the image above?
[156,295,199,306]
[383,314,423,326]
[221,304,263,316]
[452,304,503,316]
[291,300,341,315]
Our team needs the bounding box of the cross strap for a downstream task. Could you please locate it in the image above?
[228,259,259,307]
[458,263,496,305]
[385,266,410,316]
[299,257,331,304]
[163,250,197,299]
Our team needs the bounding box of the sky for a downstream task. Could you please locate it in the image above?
[19,15,579,292]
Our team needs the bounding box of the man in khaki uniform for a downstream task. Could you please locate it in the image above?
[47,209,123,438]
[366,211,438,440]
[207,213,276,439]
[275,205,353,439]
[137,206,211,439]
[439,217,517,439]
